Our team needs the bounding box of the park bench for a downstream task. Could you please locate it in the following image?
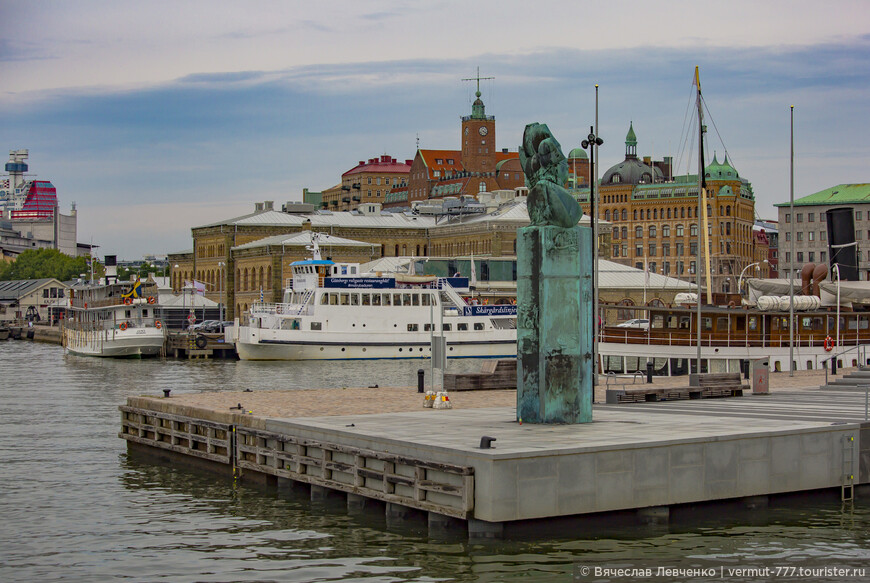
[605,372,748,404]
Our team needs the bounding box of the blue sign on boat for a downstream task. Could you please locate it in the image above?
[325,277,395,289]
[463,305,517,317]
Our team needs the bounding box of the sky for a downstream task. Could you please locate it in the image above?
[1,0,869,259]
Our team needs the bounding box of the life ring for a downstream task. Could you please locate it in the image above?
[147,296,156,304]
[124,297,133,305]
[119,322,128,331]
[155,320,162,330]
[824,336,834,352]
[276,305,283,314]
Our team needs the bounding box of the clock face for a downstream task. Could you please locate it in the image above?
[479,126,489,136]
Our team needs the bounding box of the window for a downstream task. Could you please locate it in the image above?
[622,209,627,220]
[821,251,827,262]
[408,324,418,331]
[785,252,791,262]
[662,243,670,256]
[785,232,791,241]
[649,225,657,238]
[311,322,322,330]
[474,322,485,331]
[622,226,628,239]
[613,245,620,257]
[676,224,684,236]
[648,243,656,256]
[676,242,684,255]
[479,181,486,192]
[443,324,452,331]
[690,224,698,236]
[785,213,791,223]
[635,245,643,257]
[612,226,619,239]
[635,226,643,238]
[690,242,698,255]
[797,232,803,241]
[821,231,826,241]
[809,252,815,262]
[662,225,670,237]
[808,213,814,222]
[857,211,863,221]
[458,323,468,331]
[796,213,803,223]
[809,231,814,241]
[605,210,611,221]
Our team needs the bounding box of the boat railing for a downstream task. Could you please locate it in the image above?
[70,296,158,309]
[599,327,870,350]
[63,316,166,332]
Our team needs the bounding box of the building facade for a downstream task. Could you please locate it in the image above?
[320,155,412,212]
[775,183,870,281]
[589,125,766,294]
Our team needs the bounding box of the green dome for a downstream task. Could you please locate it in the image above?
[705,153,739,180]
[568,147,588,159]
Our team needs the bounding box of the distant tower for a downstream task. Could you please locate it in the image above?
[461,69,496,176]
[625,122,637,159]
[1,149,30,217]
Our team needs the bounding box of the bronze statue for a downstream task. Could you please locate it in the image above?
[519,123,582,229]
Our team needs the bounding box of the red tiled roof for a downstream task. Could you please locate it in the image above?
[342,155,412,177]
[418,149,463,179]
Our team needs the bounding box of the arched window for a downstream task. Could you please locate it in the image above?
[243,268,249,291]
[395,244,399,256]
[681,207,685,218]
[633,209,638,220]
[726,222,731,236]
[690,224,699,236]
[236,269,241,292]
[617,298,635,320]
[622,209,627,220]
[726,205,731,216]
[653,209,658,220]
[605,209,611,221]
[648,298,665,308]
[479,181,486,192]
[676,224,684,236]
[259,267,265,290]
[621,226,628,239]
[707,204,712,217]
[635,226,643,238]
[667,208,672,219]
[402,244,407,255]
[267,266,272,289]
[662,225,670,237]
[416,245,420,256]
[649,225,657,238]
[646,209,651,220]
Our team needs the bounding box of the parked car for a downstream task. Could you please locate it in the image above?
[189,320,219,332]
[616,318,650,330]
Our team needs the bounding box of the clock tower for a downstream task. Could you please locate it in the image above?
[461,80,496,176]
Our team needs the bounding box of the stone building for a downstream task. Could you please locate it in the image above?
[320,155,412,212]
[591,124,765,294]
[774,183,870,281]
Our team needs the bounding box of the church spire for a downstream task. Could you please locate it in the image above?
[625,121,637,159]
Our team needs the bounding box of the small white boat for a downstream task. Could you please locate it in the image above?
[233,239,517,361]
[63,279,165,358]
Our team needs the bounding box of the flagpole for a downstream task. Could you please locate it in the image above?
[789,105,795,377]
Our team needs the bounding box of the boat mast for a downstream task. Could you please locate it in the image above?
[695,66,711,374]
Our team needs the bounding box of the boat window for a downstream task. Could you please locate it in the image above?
[847,317,857,330]
[666,316,679,329]
[362,294,371,306]
[424,323,433,331]
[143,309,148,317]
[408,324,419,331]
[125,310,131,318]
[458,323,468,331]
[411,294,420,306]
[860,318,869,330]
[329,294,338,305]
[652,315,664,329]
[748,316,758,331]
[702,317,712,331]
[421,294,431,306]
[340,293,350,306]
[403,294,411,306]
[474,322,485,331]
[393,293,403,306]
[716,317,728,331]
[383,294,391,306]
[311,322,322,330]
[812,317,823,331]
[679,316,690,329]
[350,294,359,306]
[443,324,452,331]
[372,294,381,306]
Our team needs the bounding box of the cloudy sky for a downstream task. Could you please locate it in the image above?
[1,0,869,259]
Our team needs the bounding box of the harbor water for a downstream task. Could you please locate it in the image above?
[1,341,869,582]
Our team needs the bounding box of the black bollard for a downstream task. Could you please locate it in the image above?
[832,357,838,375]
[646,361,654,384]
[162,389,171,398]
[742,359,750,379]
[417,369,425,393]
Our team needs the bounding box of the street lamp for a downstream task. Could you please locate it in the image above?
[582,124,604,386]
[217,261,226,323]
[737,260,769,298]
[833,263,841,354]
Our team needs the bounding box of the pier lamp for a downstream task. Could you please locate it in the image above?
[217,261,226,323]
[582,126,604,385]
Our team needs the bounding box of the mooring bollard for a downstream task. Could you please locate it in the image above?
[162,389,171,398]
[646,361,654,384]
[417,369,425,393]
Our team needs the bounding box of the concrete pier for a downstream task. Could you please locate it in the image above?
[120,387,870,538]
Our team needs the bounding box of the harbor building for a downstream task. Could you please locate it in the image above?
[319,155,413,212]
[0,149,81,258]
[775,183,870,280]
[590,124,765,294]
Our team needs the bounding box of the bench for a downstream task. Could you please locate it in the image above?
[605,372,749,404]
[442,359,517,391]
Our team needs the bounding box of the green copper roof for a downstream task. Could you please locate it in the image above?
[625,122,637,146]
[568,147,588,159]
[704,153,739,180]
[774,183,870,207]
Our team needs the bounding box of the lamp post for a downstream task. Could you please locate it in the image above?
[834,263,841,354]
[217,261,225,323]
[582,122,604,387]
[737,259,768,298]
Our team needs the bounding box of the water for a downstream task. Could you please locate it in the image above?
[1,341,869,582]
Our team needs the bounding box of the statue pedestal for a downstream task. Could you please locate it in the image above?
[516,225,593,424]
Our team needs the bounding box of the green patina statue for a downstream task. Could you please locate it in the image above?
[519,122,583,228]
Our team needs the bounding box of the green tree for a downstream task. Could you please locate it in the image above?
[0,248,91,281]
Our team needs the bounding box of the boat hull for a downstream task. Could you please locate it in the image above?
[63,328,164,358]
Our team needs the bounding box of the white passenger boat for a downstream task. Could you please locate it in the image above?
[63,279,165,358]
[234,245,517,361]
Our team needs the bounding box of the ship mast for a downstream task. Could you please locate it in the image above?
[695,66,713,374]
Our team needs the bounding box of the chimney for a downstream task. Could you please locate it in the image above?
[264,200,274,211]
[105,255,117,284]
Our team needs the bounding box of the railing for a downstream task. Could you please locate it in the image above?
[63,317,165,332]
[599,328,870,350]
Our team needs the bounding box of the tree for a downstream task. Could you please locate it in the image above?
[0,248,91,281]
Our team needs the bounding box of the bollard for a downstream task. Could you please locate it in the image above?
[162,389,171,398]
[417,369,425,393]
[646,361,654,384]
[832,357,838,375]
[742,359,750,379]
